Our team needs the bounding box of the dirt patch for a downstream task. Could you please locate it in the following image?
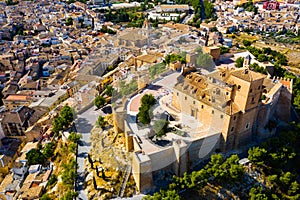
[254,42,300,68]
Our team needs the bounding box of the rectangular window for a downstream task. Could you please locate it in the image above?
[185,96,187,100]
[201,105,204,109]
[193,101,195,105]
[191,109,195,117]
[220,114,223,119]
[231,127,234,132]
[212,110,214,114]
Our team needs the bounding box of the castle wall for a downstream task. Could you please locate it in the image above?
[173,140,188,176]
[220,114,235,150]
[187,133,220,167]
[132,152,153,193]
[148,147,175,172]
[275,87,292,122]
[112,105,126,133]
[186,53,198,66]
[125,132,134,152]
[236,108,258,147]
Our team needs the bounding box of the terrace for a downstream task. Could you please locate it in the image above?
[125,71,218,157]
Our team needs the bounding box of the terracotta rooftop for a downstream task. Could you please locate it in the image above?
[23,173,36,185]
[279,79,292,90]
[160,4,189,10]
[136,54,158,64]
[163,23,190,32]
[19,185,43,199]
[229,68,266,82]
[5,94,31,101]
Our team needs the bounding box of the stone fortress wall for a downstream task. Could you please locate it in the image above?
[112,67,293,193]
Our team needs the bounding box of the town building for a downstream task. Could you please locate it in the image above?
[1,106,35,137]
[3,94,32,110]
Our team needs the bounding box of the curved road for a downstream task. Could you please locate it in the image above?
[74,106,104,200]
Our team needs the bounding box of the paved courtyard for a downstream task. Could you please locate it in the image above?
[128,71,181,114]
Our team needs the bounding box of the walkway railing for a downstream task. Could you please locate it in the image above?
[118,164,132,197]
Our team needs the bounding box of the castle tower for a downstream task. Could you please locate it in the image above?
[243,54,251,67]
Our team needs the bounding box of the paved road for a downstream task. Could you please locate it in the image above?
[74,105,103,200]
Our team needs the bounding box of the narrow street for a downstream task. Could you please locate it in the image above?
[74,106,103,200]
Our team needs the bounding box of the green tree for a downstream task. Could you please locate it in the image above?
[66,17,73,26]
[188,169,208,189]
[68,132,81,143]
[52,116,64,134]
[235,57,244,68]
[293,94,300,110]
[243,39,252,47]
[210,27,218,32]
[26,149,46,165]
[288,181,300,195]
[5,0,19,5]
[164,54,186,65]
[196,52,215,70]
[137,94,156,125]
[263,47,272,54]
[141,3,146,11]
[143,189,181,200]
[249,186,268,200]
[209,153,224,166]
[97,116,107,128]
[94,95,106,109]
[204,0,215,19]
[43,142,56,159]
[268,174,278,183]
[141,93,156,105]
[250,63,267,75]
[68,143,77,154]
[47,174,57,187]
[105,85,114,96]
[220,46,230,54]
[61,159,77,188]
[40,194,51,200]
[60,105,74,127]
[257,54,268,62]
[279,172,294,190]
[61,190,78,200]
[120,80,138,97]
[153,119,169,138]
[137,105,152,125]
[248,147,267,165]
